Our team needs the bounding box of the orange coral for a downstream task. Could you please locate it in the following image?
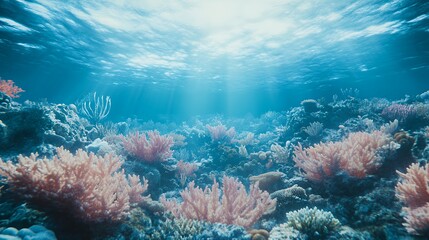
[0,79,24,98]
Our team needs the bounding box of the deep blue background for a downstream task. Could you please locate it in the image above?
[0,0,428,122]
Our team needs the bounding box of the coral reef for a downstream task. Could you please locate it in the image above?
[0,147,148,223]
[1,91,429,239]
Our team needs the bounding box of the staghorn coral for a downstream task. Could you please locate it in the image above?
[0,147,148,223]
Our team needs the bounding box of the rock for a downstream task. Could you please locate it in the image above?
[0,234,21,240]
[270,185,308,217]
[17,229,34,238]
[0,104,89,155]
[249,172,285,193]
[271,185,308,201]
[140,199,164,214]
[0,108,47,152]
[301,99,319,113]
[0,92,11,111]
[1,228,18,236]
[0,226,56,240]
[86,138,113,155]
[26,230,56,240]
[248,229,269,240]
[27,226,47,234]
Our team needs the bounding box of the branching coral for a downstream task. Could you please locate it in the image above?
[122,130,174,163]
[293,131,391,181]
[396,163,429,235]
[0,79,24,98]
[206,124,236,143]
[0,147,148,222]
[160,176,276,228]
[286,207,341,238]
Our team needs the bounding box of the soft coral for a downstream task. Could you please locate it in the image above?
[0,79,24,98]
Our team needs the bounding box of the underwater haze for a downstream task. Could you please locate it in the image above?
[2,1,429,240]
[0,0,428,121]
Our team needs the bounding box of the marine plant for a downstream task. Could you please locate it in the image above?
[160,176,276,228]
[396,163,429,235]
[0,147,148,222]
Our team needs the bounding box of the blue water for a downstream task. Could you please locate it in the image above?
[2,1,429,239]
[0,0,428,121]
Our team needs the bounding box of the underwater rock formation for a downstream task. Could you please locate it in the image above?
[0,225,56,240]
[0,103,89,156]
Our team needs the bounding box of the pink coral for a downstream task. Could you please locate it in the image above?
[0,79,24,98]
[396,163,429,235]
[206,124,236,142]
[160,176,276,228]
[176,160,198,186]
[0,147,148,222]
[122,130,174,163]
[382,104,415,120]
[293,131,390,181]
